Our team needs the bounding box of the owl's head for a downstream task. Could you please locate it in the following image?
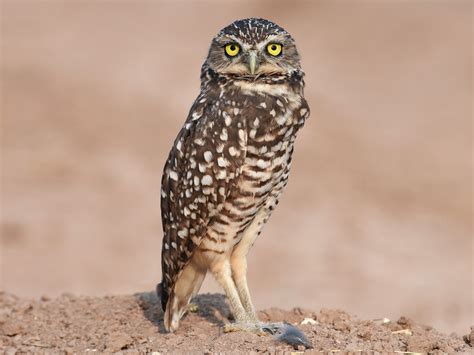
[205,18,301,77]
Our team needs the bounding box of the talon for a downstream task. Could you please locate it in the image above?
[187,303,199,313]
[223,323,239,333]
[222,322,268,336]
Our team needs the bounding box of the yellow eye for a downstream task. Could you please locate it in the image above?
[225,43,240,57]
[267,43,282,56]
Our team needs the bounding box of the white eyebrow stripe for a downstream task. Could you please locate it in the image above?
[221,34,254,50]
[265,34,284,42]
[256,35,287,50]
[225,34,241,43]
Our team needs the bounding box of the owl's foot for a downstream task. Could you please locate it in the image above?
[186,303,199,313]
[223,321,268,336]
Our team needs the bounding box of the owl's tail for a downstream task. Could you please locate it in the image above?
[156,282,169,312]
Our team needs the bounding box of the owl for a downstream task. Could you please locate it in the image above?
[158,18,310,333]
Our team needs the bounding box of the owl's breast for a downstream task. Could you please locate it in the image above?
[231,85,308,203]
[196,80,309,257]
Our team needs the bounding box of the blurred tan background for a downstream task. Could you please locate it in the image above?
[1,0,472,334]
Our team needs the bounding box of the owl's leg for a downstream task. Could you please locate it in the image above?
[208,257,250,324]
[230,250,258,321]
[164,257,206,332]
[230,213,266,321]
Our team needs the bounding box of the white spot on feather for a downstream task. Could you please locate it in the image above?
[276,115,287,125]
[204,151,213,162]
[223,111,231,126]
[218,187,225,196]
[201,175,213,186]
[178,229,188,238]
[217,156,228,167]
[238,129,245,142]
[257,159,268,169]
[216,169,227,180]
[169,171,178,181]
[194,138,205,146]
[220,128,228,141]
[192,111,202,120]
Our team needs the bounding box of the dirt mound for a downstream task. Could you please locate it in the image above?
[0,292,471,353]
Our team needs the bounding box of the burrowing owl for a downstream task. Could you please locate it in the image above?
[158,18,310,333]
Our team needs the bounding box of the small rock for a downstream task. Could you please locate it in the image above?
[2,321,23,336]
[104,333,133,352]
[464,326,474,347]
[301,318,317,325]
[397,316,413,327]
[406,335,436,353]
[4,347,16,355]
[334,320,349,331]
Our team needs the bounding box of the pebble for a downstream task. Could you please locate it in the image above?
[2,321,23,336]
[104,333,133,352]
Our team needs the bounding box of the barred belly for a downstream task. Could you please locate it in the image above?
[198,133,294,258]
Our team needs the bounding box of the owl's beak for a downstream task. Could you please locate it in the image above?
[248,52,259,75]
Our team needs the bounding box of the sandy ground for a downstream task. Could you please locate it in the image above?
[1,0,472,338]
[0,291,472,353]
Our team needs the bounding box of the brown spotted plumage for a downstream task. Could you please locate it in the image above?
[158,18,310,333]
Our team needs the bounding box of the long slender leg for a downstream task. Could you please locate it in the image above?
[230,211,267,320]
[209,256,266,335]
[228,219,311,346]
[230,251,258,321]
[208,256,249,323]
